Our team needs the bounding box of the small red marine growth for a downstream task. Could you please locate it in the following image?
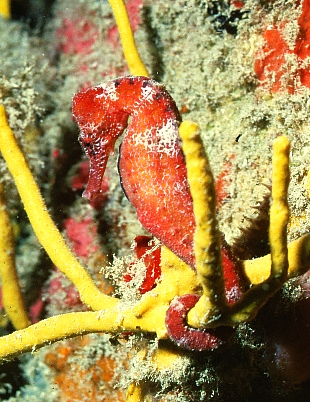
[123,236,161,294]
[72,76,244,350]
[255,0,310,92]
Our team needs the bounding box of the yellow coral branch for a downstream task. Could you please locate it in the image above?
[126,382,144,402]
[226,136,291,325]
[0,0,10,19]
[269,136,290,281]
[0,263,196,362]
[0,257,198,363]
[180,126,294,328]
[108,0,149,77]
[0,310,123,362]
[0,185,30,329]
[0,105,118,312]
[0,260,196,363]
[179,121,227,328]
[243,233,310,284]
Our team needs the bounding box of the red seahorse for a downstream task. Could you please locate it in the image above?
[72,76,196,267]
[72,76,244,350]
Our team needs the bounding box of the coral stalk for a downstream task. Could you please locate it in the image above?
[243,233,310,284]
[269,136,290,282]
[126,382,143,401]
[0,184,30,329]
[108,0,149,76]
[179,121,227,327]
[0,105,118,312]
[184,134,291,329]
[225,136,290,325]
[0,310,123,362]
[0,0,10,19]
